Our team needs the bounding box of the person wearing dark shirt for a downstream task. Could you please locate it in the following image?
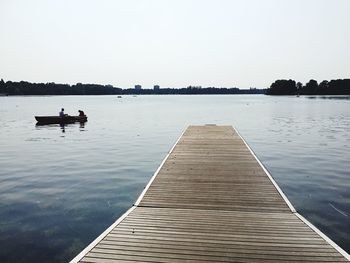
[59,108,65,117]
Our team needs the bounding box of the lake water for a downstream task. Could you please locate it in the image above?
[0,95,349,262]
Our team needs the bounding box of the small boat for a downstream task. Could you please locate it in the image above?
[35,115,88,124]
[117,96,122,98]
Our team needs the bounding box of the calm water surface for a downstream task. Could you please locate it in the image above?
[0,95,349,262]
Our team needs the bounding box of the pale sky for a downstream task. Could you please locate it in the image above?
[0,0,349,88]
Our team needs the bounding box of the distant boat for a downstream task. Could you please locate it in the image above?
[117,96,122,98]
[35,115,87,125]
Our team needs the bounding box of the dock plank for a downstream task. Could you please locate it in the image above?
[71,125,349,262]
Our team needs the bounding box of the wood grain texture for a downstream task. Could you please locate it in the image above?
[75,125,348,262]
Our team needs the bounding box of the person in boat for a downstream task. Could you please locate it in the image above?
[59,108,65,117]
[78,110,85,117]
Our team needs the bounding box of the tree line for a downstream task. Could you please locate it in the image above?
[266,79,350,95]
[0,80,120,95]
[4,78,348,96]
[121,86,264,95]
[0,79,265,95]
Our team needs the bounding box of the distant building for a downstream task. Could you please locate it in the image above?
[153,85,160,91]
[135,85,142,90]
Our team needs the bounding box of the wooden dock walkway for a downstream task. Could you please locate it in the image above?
[71,125,349,262]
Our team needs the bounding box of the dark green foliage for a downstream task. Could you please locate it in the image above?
[327,79,350,95]
[0,80,266,95]
[266,79,350,95]
[0,81,122,95]
[266,79,296,95]
[120,86,265,95]
[301,79,318,95]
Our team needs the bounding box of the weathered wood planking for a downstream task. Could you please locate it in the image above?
[71,125,349,262]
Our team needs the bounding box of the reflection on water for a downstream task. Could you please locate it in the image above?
[35,122,87,133]
[307,95,350,100]
[0,95,349,262]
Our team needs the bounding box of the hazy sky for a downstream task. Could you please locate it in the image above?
[1,0,349,88]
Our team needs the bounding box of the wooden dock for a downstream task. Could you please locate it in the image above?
[71,125,349,262]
